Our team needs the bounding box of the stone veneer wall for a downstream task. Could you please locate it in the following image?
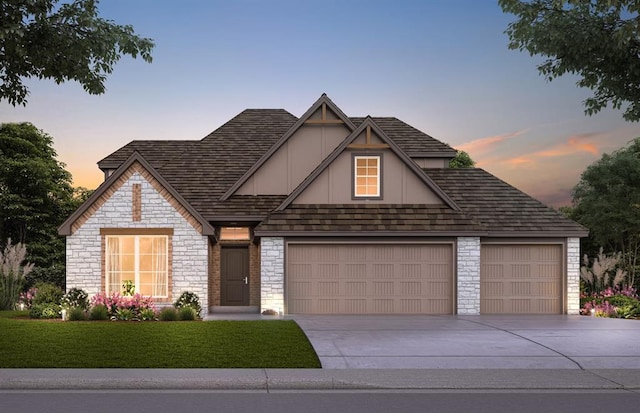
[457,237,481,315]
[66,172,209,314]
[566,237,580,315]
[260,237,284,313]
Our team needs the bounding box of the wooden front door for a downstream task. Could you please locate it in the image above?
[221,246,250,306]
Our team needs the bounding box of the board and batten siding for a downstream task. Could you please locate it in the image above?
[65,172,209,313]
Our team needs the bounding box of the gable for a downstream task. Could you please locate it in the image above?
[224,94,356,199]
[236,122,351,195]
[59,153,214,236]
[279,118,459,210]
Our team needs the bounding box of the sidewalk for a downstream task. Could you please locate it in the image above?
[1,368,639,391]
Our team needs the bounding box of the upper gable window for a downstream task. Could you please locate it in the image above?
[220,227,251,240]
[354,155,381,198]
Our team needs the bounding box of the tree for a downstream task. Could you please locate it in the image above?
[1,0,154,106]
[449,150,476,168]
[0,123,81,268]
[499,0,640,121]
[572,137,640,287]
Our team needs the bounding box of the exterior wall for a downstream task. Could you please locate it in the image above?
[566,237,580,315]
[260,237,285,313]
[457,237,481,314]
[293,149,444,204]
[66,171,209,314]
[237,123,350,195]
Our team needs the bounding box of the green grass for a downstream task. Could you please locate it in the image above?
[0,311,321,368]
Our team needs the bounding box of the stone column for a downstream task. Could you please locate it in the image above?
[260,237,285,314]
[566,237,581,315]
[457,237,481,315]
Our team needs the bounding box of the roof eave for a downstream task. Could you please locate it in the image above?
[253,230,488,237]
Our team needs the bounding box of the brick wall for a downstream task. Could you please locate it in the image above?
[66,170,209,314]
[260,237,284,313]
[457,237,481,315]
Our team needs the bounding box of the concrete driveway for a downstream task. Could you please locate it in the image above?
[291,315,640,369]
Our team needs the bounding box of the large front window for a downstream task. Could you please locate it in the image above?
[354,155,381,197]
[106,235,168,297]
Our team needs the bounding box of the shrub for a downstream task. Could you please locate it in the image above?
[68,307,87,321]
[30,303,60,319]
[114,308,135,321]
[61,288,89,310]
[178,306,196,321]
[616,303,640,319]
[23,265,65,291]
[159,307,178,321]
[32,282,64,306]
[18,287,38,309]
[89,304,109,321]
[174,291,202,318]
[261,309,277,316]
[0,239,34,310]
[90,292,156,320]
[140,308,156,321]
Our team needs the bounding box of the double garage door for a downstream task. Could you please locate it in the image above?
[287,244,453,314]
[285,243,563,315]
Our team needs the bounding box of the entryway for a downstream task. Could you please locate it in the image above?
[220,246,250,306]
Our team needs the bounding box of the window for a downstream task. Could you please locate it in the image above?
[105,235,168,297]
[220,227,251,240]
[354,155,381,197]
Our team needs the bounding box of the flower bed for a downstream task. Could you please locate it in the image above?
[580,286,640,318]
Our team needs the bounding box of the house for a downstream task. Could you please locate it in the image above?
[58,94,587,316]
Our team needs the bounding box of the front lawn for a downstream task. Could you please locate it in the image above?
[0,311,321,368]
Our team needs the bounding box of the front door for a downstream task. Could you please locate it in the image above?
[221,246,250,306]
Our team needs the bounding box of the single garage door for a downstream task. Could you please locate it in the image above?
[481,244,563,314]
[286,243,453,314]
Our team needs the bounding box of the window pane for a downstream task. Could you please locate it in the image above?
[220,227,250,240]
[356,158,367,167]
[105,235,167,297]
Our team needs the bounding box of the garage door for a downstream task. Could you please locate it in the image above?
[286,244,453,314]
[481,244,563,314]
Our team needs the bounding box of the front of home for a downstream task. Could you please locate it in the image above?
[59,94,587,316]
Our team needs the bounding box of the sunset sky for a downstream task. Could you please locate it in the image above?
[2,0,640,207]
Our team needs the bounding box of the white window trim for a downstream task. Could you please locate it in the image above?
[354,155,381,198]
[105,235,169,298]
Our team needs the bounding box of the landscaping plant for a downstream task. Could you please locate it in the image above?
[174,291,202,318]
[90,292,156,321]
[61,288,89,311]
[0,239,34,310]
[158,307,178,321]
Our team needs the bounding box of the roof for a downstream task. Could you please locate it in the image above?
[86,96,586,238]
[254,204,485,236]
[424,168,588,236]
[96,107,459,221]
[351,117,457,157]
[98,140,199,170]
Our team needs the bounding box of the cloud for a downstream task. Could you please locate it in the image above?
[498,132,602,167]
[456,129,528,155]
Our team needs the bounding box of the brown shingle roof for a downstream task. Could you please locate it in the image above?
[351,117,457,157]
[424,168,587,236]
[254,204,485,235]
[96,110,459,220]
[98,140,199,169]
